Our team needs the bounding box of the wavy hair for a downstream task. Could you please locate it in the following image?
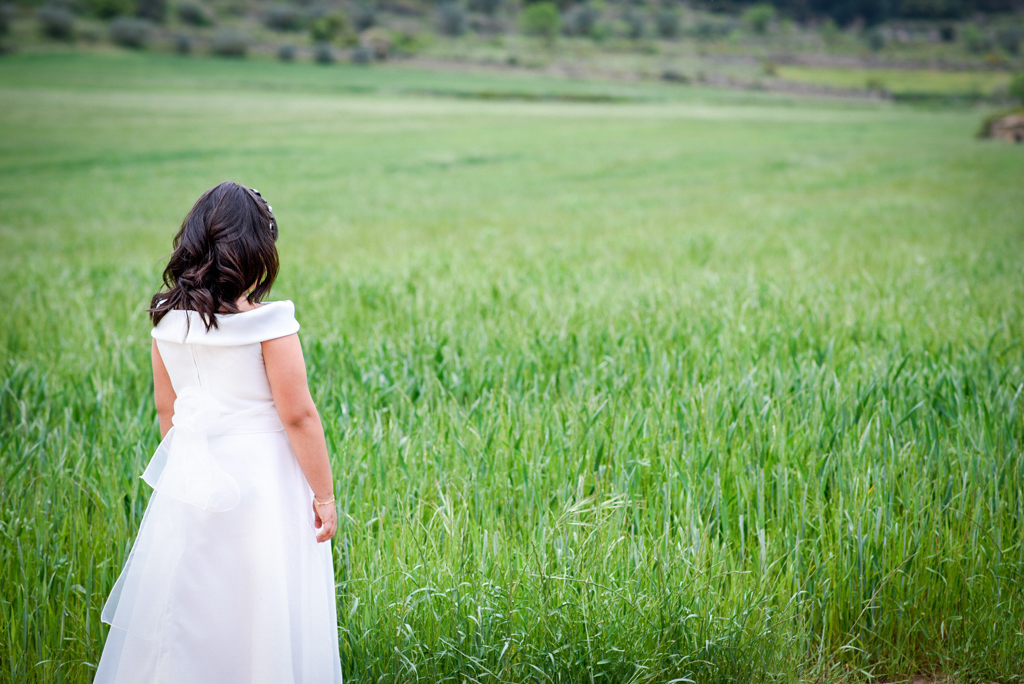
[149,181,279,330]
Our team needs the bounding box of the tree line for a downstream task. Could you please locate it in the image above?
[693,0,1019,25]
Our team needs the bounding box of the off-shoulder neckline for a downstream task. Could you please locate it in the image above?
[167,301,288,317]
[218,302,268,315]
[152,301,298,346]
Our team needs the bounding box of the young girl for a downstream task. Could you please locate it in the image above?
[95,182,343,683]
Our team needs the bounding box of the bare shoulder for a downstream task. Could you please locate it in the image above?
[262,333,305,370]
[262,333,313,420]
[262,331,301,349]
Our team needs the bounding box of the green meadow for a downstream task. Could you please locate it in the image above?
[776,65,1012,98]
[1,53,1023,683]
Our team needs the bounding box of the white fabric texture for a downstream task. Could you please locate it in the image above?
[95,301,343,684]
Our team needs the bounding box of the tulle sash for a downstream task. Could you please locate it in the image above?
[101,388,282,640]
[142,386,280,512]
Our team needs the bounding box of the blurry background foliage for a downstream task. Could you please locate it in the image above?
[108,15,153,46]
[0,0,1020,84]
[520,1,560,41]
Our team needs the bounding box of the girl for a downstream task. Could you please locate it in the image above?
[95,182,343,683]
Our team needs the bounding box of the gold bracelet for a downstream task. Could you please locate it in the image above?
[313,496,336,508]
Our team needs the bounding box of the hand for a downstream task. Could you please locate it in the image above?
[313,499,337,543]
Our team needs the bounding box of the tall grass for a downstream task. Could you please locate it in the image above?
[1,53,1022,683]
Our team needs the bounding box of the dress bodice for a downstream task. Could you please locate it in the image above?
[151,301,300,420]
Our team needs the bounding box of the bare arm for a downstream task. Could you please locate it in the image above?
[152,340,176,439]
[263,333,336,543]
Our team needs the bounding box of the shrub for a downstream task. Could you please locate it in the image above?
[277,43,296,60]
[90,0,132,20]
[865,76,887,92]
[381,0,423,16]
[360,26,391,58]
[210,28,247,56]
[36,5,74,39]
[590,20,610,41]
[1010,73,1024,104]
[353,4,375,30]
[136,0,166,22]
[351,43,372,62]
[314,41,334,62]
[866,27,884,51]
[654,9,679,39]
[819,18,840,44]
[309,10,352,42]
[0,3,16,36]
[80,25,105,41]
[436,2,466,37]
[621,6,644,39]
[306,4,329,21]
[521,1,559,42]
[742,3,773,34]
[391,30,424,55]
[264,5,304,31]
[177,2,215,26]
[174,33,192,53]
[562,2,597,37]
[977,107,1024,137]
[961,24,992,54]
[110,16,153,47]
[471,0,500,16]
[693,20,726,40]
[221,0,247,17]
[939,24,955,42]
[997,27,1021,55]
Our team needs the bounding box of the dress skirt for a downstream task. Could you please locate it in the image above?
[95,429,343,684]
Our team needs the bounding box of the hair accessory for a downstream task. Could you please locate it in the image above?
[245,186,276,236]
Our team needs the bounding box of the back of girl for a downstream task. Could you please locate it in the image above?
[94,181,343,684]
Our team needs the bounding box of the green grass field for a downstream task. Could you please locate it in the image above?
[777,65,1012,97]
[1,53,1023,684]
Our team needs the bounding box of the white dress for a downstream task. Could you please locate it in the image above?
[95,301,343,684]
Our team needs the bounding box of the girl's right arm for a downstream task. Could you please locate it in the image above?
[152,340,176,439]
[262,333,337,543]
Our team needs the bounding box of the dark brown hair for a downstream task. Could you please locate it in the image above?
[149,181,279,330]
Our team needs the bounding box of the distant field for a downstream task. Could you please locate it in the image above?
[778,65,1012,96]
[1,53,1023,684]
[0,50,871,103]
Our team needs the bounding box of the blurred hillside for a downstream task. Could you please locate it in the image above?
[1,0,1022,101]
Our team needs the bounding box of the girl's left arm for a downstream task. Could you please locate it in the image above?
[152,339,176,439]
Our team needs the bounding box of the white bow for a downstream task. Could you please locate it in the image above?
[142,386,274,512]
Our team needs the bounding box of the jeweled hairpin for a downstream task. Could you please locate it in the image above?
[246,186,276,236]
